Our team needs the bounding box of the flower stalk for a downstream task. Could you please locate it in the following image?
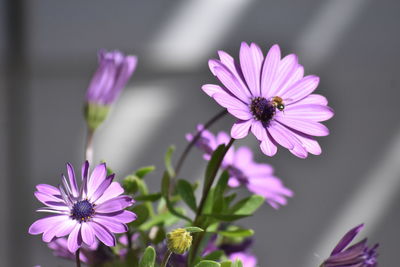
[75,248,81,267]
[160,250,172,267]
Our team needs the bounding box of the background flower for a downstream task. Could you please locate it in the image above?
[187,126,293,208]
[202,42,334,158]
[29,162,136,253]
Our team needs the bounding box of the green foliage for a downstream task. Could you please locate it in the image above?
[129,204,150,227]
[177,179,197,212]
[212,171,230,213]
[220,260,243,267]
[135,193,162,202]
[84,103,110,131]
[164,145,176,177]
[230,195,264,215]
[139,246,156,267]
[135,166,156,179]
[195,260,221,267]
[202,250,224,262]
[123,175,139,195]
[219,228,254,238]
[203,144,226,195]
[184,226,204,233]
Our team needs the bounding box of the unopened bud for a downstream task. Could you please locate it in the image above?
[166,228,192,254]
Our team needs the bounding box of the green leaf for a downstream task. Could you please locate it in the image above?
[219,228,254,238]
[161,172,192,223]
[220,261,233,267]
[213,170,229,213]
[164,146,176,177]
[139,246,156,267]
[203,214,250,222]
[184,226,203,233]
[177,179,197,211]
[129,204,150,227]
[231,195,265,215]
[202,250,224,262]
[123,175,139,194]
[136,166,156,179]
[195,260,221,267]
[232,260,243,267]
[204,144,226,194]
[135,193,162,202]
[139,211,180,231]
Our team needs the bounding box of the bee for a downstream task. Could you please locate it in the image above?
[271,96,285,111]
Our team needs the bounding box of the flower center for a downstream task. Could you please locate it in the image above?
[228,165,248,185]
[71,200,94,222]
[250,97,276,125]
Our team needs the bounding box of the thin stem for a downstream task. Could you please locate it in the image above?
[75,248,81,267]
[174,110,227,177]
[161,249,172,267]
[188,138,235,265]
[127,230,132,250]
[85,128,95,163]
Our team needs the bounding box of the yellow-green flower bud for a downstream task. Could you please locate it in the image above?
[166,228,193,254]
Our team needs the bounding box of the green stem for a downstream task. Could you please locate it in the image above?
[161,249,173,267]
[188,138,235,265]
[75,248,81,267]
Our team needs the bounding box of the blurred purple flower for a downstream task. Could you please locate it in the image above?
[48,238,96,264]
[229,252,257,267]
[29,162,136,253]
[321,224,378,267]
[202,42,334,158]
[187,127,293,209]
[86,50,137,105]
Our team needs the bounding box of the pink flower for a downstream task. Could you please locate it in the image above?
[29,162,136,253]
[202,42,334,158]
[187,126,293,209]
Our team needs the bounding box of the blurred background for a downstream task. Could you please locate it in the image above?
[1,0,400,266]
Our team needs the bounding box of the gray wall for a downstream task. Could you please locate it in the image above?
[1,0,399,266]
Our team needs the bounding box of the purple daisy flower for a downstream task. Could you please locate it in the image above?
[86,50,137,106]
[187,126,293,209]
[202,42,334,158]
[229,252,257,267]
[321,224,379,267]
[29,162,136,253]
[48,238,96,264]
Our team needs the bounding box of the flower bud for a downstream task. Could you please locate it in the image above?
[166,228,193,254]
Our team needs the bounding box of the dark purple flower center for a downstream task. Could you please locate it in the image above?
[250,97,276,125]
[71,200,94,222]
[227,165,248,185]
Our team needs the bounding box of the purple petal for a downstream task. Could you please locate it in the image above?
[92,216,128,233]
[260,134,278,156]
[228,178,241,188]
[90,175,114,203]
[213,65,251,104]
[94,182,124,205]
[88,221,116,247]
[275,117,329,136]
[239,42,263,96]
[282,75,320,104]
[66,163,79,197]
[55,220,77,238]
[86,58,116,104]
[261,44,281,97]
[289,141,308,159]
[34,191,67,209]
[81,222,95,246]
[87,163,107,198]
[275,65,304,97]
[29,215,69,235]
[95,196,133,213]
[291,131,322,155]
[212,92,251,120]
[202,84,225,97]
[267,122,295,150]
[36,184,60,196]
[331,224,364,255]
[251,120,267,141]
[67,224,82,253]
[233,146,253,167]
[230,120,252,139]
[294,93,328,106]
[268,54,298,98]
[278,104,334,122]
[104,210,137,224]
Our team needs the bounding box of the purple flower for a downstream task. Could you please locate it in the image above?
[321,224,379,267]
[48,238,96,264]
[29,162,137,253]
[187,126,293,209]
[229,252,257,267]
[86,50,137,106]
[202,42,334,158]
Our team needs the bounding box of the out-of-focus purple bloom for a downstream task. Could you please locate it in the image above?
[187,127,293,208]
[118,233,140,258]
[29,162,137,253]
[321,224,379,267]
[229,252,257,267]
[48,238,95,264]
[86,50,137,106]
[202,42,334,158]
